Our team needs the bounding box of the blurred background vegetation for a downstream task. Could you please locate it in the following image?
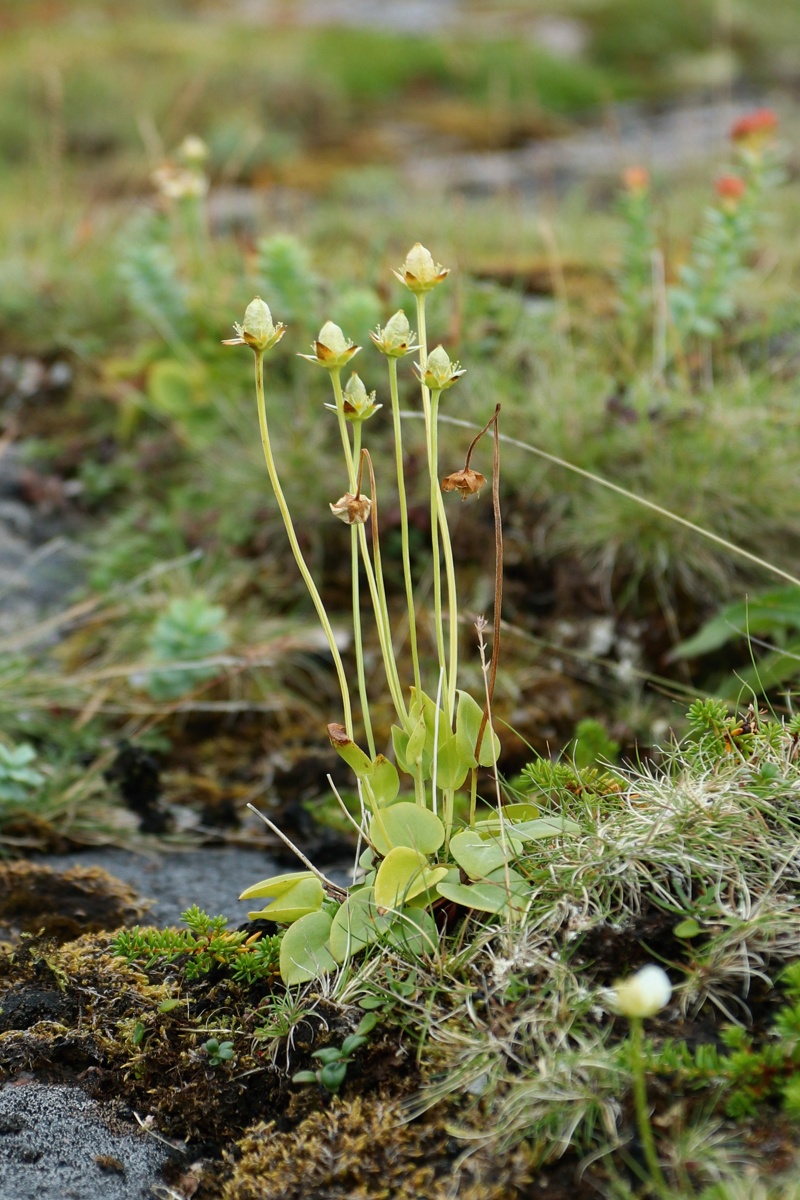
[1,0,799,848]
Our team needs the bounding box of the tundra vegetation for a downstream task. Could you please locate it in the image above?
[2,3,800,1197]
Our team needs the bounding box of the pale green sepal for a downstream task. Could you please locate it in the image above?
[449,829,523,881]
[279,910,336,985]
[329,887,389,963]
[239,870,319,902]
[368,802,445,857]
[437,866,529,916]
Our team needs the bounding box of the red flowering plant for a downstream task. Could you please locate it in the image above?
[668,110,783,348]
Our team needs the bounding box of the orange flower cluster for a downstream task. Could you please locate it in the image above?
[715,174,746,209]
[730,108,778,148]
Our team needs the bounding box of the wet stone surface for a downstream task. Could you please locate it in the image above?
[0,1081,172,1200]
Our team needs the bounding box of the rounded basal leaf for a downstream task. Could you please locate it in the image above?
[374,847,449,913]
[449,829,523,881]
[502,802,540,822]
[391,725,410,774]
[247,875,325,923]
[506,817,581,842]
[368,802,445,857]
[385,906,438,957]
[435,733,471,792]
[473,816,581,842]
[239,870,320,902]
[279,910,336,985]
[437,866,530,916]
[455,690,501,768]
[367,755,400,807]
[404,710,428,768]
[329,887,390,963]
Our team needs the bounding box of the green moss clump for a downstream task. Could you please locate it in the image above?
[222,1095,535,1200]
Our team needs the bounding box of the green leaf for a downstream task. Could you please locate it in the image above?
[455,690,501,768]
[501,802,540,822]
[319,1062,347,1092]
[674,918,702,939]
[374,847,448,913]
[329,887,390,963]
[366,755,400,807]
[355,1012,380,1035]
[391,725,410,773]
[247,875,325,923]
[385,906,438,957]
[672,588,800,660]
[292,1070,318,1084]
[340,1034,368,1056]
[312,1047,343,1064]
[239,870,320,902]
[404,708,428,768]
[158,999,182,1013]
[328,724,374,778]
[279,910,336,985]
[437,866,530,916]
[474,815,580,842]
[435,732,471,791]
[368,802,445,857]
[449,829,523,880]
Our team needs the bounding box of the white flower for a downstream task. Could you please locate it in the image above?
[392,243,449,293]
[609,965,672,1019]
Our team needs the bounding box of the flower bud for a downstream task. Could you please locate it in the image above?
[223,297,286,353]
[414,344,466,392]
[441,467,486,500]
[177,135,209,166]
[392,243,449,293]
[609,965,672,1019]
[330,492,372,525]
[340,373,381,423]
[715,173,746,211]
[622,166,650,196]
[731,108,778,149]
[299,321,360,370]
[152,162,208,202]
[370,310,418,357]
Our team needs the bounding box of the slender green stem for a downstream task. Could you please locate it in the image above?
[253,351,353,738]
[427,388,448,716]
[629,1018,671,1200]
[351,427,375,758]
[328,371,373,756]
[330,370,358,492]
[328,371,407,727]
[434,453,459,722]
[468,768,477,828]
[361,449,409,728]
[388,356,421,696]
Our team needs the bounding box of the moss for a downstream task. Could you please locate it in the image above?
[222,1094,536,1200]
[0,862,147,943]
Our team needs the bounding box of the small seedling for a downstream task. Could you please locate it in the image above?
[203,1037,234,1067]
[0,742,45,803]
[292,1012,378,1095]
